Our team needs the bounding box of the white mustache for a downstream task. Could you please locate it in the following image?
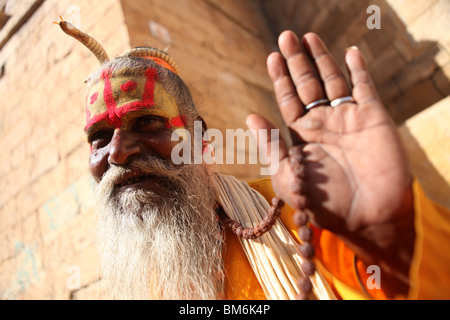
[97,156,185,198]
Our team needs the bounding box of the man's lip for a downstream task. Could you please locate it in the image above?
[114,171,157,188]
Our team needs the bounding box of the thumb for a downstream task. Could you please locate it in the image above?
[246,114,288,176]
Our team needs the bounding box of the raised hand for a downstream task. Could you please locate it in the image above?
[246,31,415,295]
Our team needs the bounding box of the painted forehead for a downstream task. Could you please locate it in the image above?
[85,67,185,133]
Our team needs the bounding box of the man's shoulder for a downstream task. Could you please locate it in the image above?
[247,177,275,202]
[247,177,272,190]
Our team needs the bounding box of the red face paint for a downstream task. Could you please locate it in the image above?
[85,67,159,131]
[120,81,138,93]
[85,67,185,134]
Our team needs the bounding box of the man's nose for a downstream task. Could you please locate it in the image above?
[108,129,141,165]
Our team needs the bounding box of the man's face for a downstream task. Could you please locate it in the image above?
[87,80,184,190]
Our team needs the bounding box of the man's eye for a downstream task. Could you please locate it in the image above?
[89,130,112,148]
[135,116,165,131]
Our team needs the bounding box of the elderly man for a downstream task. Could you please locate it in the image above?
[58,18,450,300]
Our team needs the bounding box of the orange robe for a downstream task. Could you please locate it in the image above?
[222,178,450,300]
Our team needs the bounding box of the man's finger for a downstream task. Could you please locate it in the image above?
[267,52,304,125]
[302,33,351,102]
[278,31,325,112]
[345,47,382,106]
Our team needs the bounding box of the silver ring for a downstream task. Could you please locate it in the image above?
[305,99,329,111]
[330,96,355,107]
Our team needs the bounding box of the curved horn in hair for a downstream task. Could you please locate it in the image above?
[119,47,179,74]
[55,16,110,64]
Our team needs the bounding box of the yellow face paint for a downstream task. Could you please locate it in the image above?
[85,67,185,134]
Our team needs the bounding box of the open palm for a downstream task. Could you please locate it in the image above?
[247,32,414,286]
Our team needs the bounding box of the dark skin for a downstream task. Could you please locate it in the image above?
[89,31,415,298]
[88,114,178,184]
[246,31,415,297]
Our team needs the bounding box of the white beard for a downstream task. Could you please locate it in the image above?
[94,158,224,300]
